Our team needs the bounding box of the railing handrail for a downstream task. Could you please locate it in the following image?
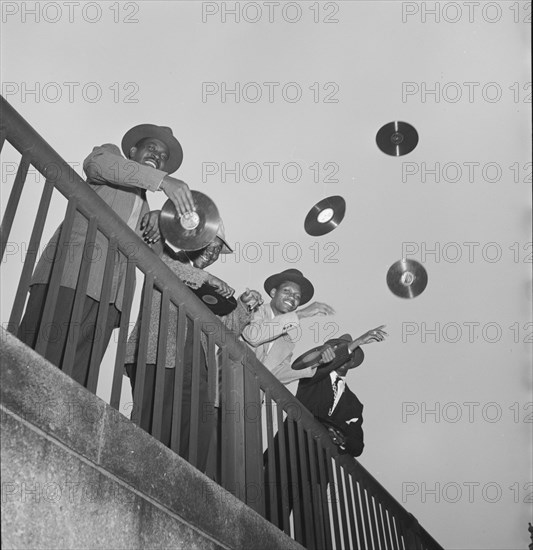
[0,95,443,550]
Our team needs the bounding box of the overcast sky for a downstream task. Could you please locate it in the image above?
[1,2,532,548]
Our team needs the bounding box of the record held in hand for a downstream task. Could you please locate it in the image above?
[304,195,346,236]
[159,191,221,251]
[376,121,419,156]
[191,283,238,315]
[386,259,428,299]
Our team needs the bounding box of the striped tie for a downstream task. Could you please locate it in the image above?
[329,376,340,416]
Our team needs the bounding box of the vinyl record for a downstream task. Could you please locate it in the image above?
[159,191,221,251]
[304,195,346,236]
[386,259,428,299]
[376,121,419,156]
[191,284,238,316]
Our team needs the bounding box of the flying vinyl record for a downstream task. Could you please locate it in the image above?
[376,121,419,156]
[191,284,238,316]
[159,191,221,251]
[386,259,428,299]
[304,195,346,236]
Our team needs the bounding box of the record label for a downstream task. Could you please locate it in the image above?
[376,121,419,156]
[159,191,221,251]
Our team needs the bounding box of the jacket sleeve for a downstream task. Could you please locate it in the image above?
[343,417,364,457]
[219,300,252,335]
[241,305,299,347]
[83,143,166,192]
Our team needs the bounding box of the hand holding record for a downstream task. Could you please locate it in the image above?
[292,326,387,371]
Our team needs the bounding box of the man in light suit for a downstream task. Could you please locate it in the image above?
[18,123,194,386]
[241,268,335,384]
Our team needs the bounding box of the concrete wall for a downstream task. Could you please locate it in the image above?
[0,329,303,550]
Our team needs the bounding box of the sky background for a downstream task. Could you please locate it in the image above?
[1,2,532,549]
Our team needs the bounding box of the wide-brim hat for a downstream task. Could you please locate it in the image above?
[216,220,232,254]
[264,269,314,306]
[121,124,183,174]
[325,334,365,370]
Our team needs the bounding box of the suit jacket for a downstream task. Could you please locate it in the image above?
[296,342,365,457]
[241,303,316,384]
[31,144,167,311]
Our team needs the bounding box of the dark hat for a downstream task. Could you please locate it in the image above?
[325,334,365,370]
[121,124,183,174]
[264,269,314,306]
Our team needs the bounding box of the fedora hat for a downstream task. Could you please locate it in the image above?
[121,124,183,174]
[292,333,364,371]
[264,268,314,306]
[324,334,365,370]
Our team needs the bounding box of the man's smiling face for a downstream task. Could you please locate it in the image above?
[270,281,302,315]
[129,138,169,171]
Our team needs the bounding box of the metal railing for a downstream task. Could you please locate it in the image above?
[0,95,443,550]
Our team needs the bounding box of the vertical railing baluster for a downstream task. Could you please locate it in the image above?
[264,389,279,527]
[359,483,374,549]
[326,446,342,550]
[276,403,290,535]
[307,432,326,550]
[287,417,303,544]
[375,498,388,550]
[244,368,263,515]
[296,423,314,548]
[133,274,154,430]
[170,306,187,454]
[62,217,98,377]
[8,176,55,333]
[110,259,136,409]
[218,346,230,487]
[0,153,29,257]
[334,457,350,549]
[34,198,77,357]
[188,317,202,467]
[351,478,368,550]
[367,490,381,549]
[86,237,117,393]
[152,287,170,440]
[343,469,359,549]
[316,438,333,550]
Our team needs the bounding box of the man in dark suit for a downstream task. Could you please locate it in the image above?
[18,123,194,386]
[264,326,387,538]
[294,326,387,456]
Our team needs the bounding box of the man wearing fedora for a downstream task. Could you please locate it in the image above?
[264,327,387,538]
[18,123,193,386]
[294,326,387,456]
[241,268,335,384]
[123,214,262,472]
